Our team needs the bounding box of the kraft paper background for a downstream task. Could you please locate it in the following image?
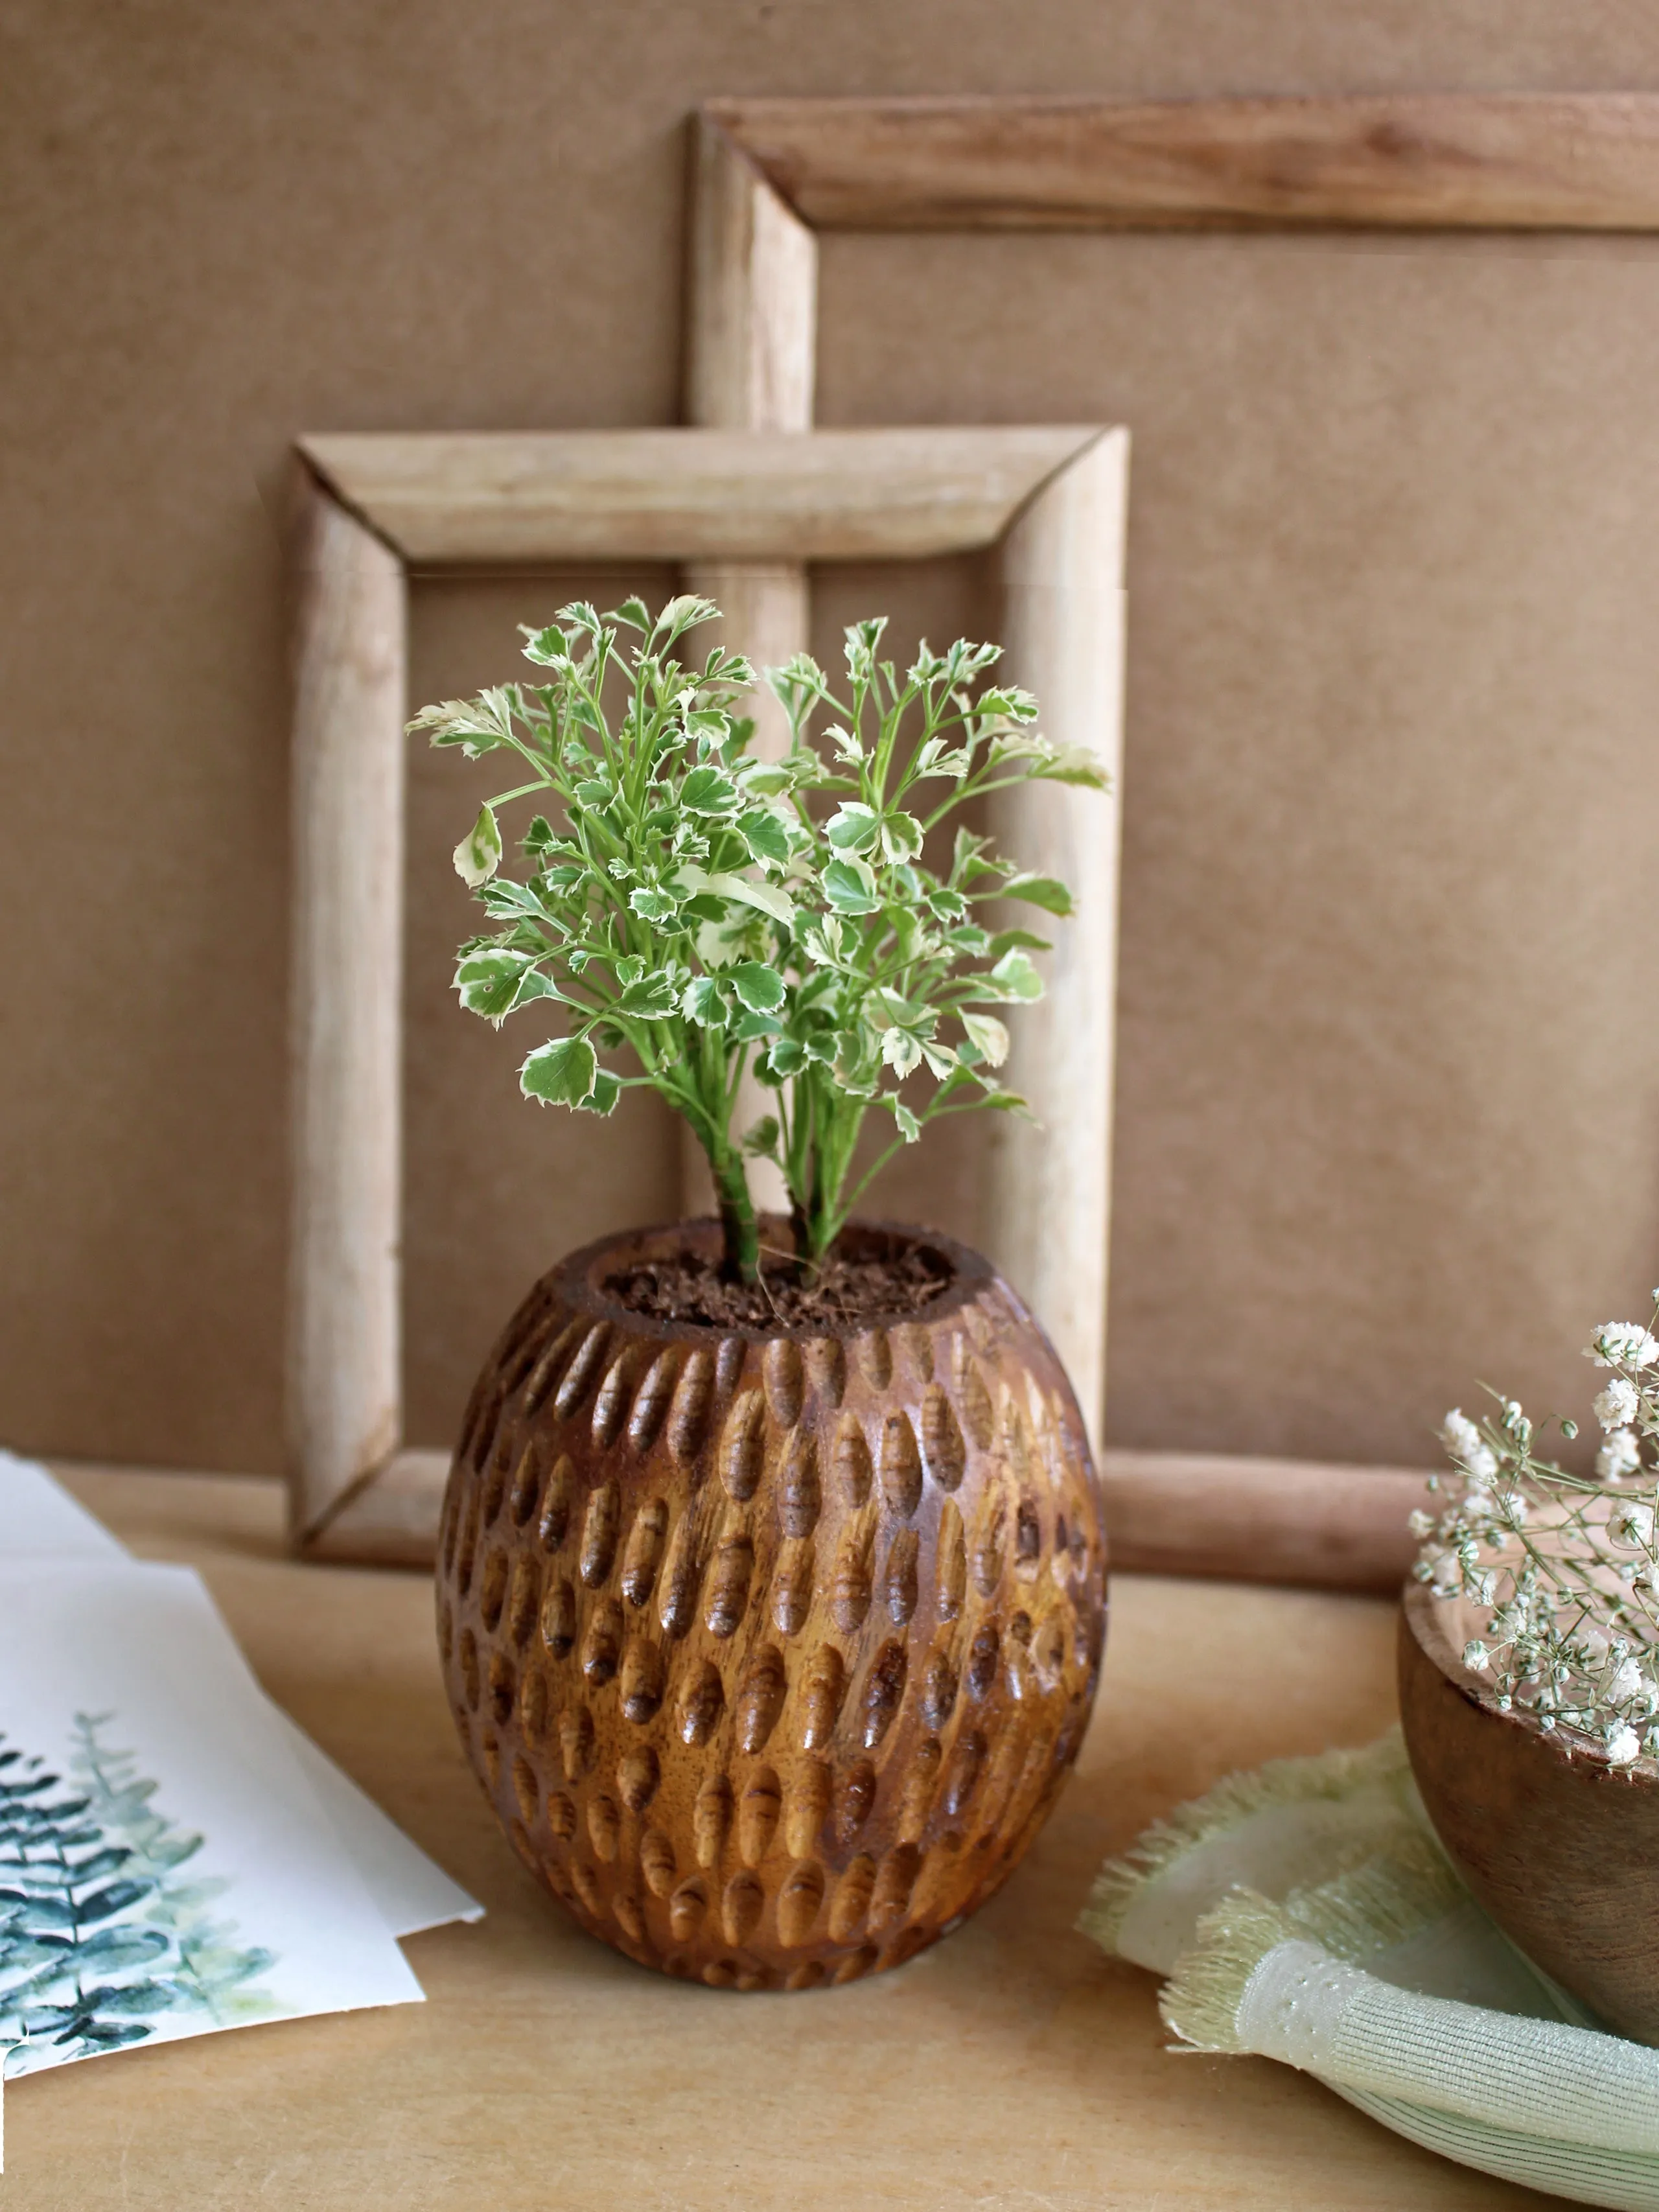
[5,1,1659,1477]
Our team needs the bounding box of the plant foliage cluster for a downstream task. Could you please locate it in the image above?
[413,596,1104,1281]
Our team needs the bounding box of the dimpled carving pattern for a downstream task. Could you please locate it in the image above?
[436,1221,1107,1992]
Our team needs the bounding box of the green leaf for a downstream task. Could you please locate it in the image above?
[698,868,796,928]
[520,626,573,668]
[1002,873,1074,916]
[961,1012,1010,1067]
[893,1100,921,1143]
[520,1036,597,1106]
[881,1029,923,1078]
[742,1115,781,1161]
[629,887,680,925]
[826,803,879,853]
[728,962,785,1014]
[879,812,924,864]
[822,856,880,915]
[765,1036,807,1077]
[733,1007,783,1042]
[988,927,1050,957]
[1028,743,1110,788]
[737,808,791,868]
[614,971,679,1019]
[579,1069,621,1115]
[454,948,531,1023]
[453,803,502,887]
[988,949,1044,1002]
[680,765,740,816]
[681,976,724,1026]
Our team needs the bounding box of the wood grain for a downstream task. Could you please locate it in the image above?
[30,1463,1529,2210]
[1106,1451,1426,1594]
[308,1430,1424,1596]
[433,1218,1105,1988]
[1400,1581,1659,2040]
[989,428,1128,1455]
[707,93,1659,233]
[286,470,407,1541]
[298,427,1102,566]
[680,116,818,1215]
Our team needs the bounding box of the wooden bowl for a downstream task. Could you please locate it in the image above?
[435,1217,1108,1990]
[1398,1579,1659,2040]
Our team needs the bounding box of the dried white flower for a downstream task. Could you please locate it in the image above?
[1597,1428,1643,1484]
[1609,1502,1656,1551]
[1587,1323,1659,1371]
[1607,1723,1642,1765]
[1439,1409,1499,1484]
[1463,1639,1492,1672]
[1407,1509,1434,1539]
[1610,1656,1647,1702]
[1595,1377,1642,1430]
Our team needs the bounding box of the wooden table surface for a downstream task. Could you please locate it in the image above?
[8,1465,1556,2211]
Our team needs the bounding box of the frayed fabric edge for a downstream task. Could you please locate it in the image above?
[1078,1728,1411,1957]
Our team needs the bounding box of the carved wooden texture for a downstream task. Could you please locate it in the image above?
[1399,1581,1659,2041]
[706,93,1659,233]
[434,1222,1107,1990]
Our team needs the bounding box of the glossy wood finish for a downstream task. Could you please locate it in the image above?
[1398,1579,1659,2041]
[435,1222,1108,1988]
[707,93,1659,233]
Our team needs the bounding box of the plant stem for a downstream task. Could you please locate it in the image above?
[707,1143,760,1283]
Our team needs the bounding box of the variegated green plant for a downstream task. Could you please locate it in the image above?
[412,594,1104,1282]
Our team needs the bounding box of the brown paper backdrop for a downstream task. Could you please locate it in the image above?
[6,1,1659,1478]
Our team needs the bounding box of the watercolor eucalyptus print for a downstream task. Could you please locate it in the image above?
[0,1713,277,2080]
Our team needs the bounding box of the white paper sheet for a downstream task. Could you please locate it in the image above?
[0,1562,424,2088]
[0,1454,480,1941]
[0,1452,126,1559]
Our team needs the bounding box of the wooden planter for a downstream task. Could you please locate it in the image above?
[435,1219,1108,1990]
[1398,1579,1659,2040]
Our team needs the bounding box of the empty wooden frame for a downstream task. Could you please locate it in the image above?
[288,424,1127,1566]
[682,89,1659,1593]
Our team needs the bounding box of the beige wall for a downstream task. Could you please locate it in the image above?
[7,1,1659,1478]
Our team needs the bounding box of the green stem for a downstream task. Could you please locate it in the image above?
[707,1145,760,1283]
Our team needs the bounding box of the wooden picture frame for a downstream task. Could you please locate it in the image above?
[287,424,1128,1567]
[679,90,1659,1596]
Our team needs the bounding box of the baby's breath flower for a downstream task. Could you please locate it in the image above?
[1587,1323,1659,1371]
[1597,1428,1642,1483]
[1610,1656,1648,1702]
[1439,1409,1499,1484]
[1609,1502,1655,1551]
[1422,1312,1659,1769]
[1607,1723,1642,1765]
[1595,1377,1642,1430]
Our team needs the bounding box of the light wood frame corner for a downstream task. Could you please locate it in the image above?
[286,425,1128,1569]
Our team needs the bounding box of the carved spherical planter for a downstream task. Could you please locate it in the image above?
[436,1218,1108,1992]
[1399,1580,1659,2040]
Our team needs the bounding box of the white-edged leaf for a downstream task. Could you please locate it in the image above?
[453,803,502,887]
[960,1012,1009,1067]
[826,803,879,854]
[821,856,880,915]
[520,1035,597,1106]
[729,962,786,1014]
[1001,873,1073,916]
